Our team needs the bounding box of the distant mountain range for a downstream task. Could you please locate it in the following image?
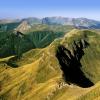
[0,19,21,24]
[42,17,100,29]
[1,17,100,29]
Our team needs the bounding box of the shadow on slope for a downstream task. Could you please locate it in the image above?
[56,39,94,88]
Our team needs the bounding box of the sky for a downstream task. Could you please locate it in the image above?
[0,0,100,20]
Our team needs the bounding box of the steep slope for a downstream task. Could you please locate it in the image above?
[0,29,100,100]
[0,30,64,58]
[61,29,100,83]
[0,43,62,100]
[0,31,34,58]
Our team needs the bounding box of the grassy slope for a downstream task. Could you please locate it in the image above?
[0,39,62,100]
[0,29,100,100]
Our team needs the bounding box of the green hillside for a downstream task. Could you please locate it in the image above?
[0,24,73,58]
[0,30,65,58]
[0,29,100,100]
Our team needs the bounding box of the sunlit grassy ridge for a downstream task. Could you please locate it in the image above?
[0,29,100,100]
[0,38,62,100]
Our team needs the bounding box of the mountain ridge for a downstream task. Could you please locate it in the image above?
[1,17,100,30]
[0,29,100,99]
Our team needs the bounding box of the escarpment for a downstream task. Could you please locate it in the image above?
[56,39,94,88]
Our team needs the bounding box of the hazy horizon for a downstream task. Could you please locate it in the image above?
[0,16,100,22]
[0,0,100,20]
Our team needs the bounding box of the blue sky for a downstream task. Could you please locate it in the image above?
[0,0,100,20]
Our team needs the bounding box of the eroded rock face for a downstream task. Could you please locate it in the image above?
[56,39,94,88]
[15,21,31,33]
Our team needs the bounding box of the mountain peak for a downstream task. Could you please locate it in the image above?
[15,21,31,33]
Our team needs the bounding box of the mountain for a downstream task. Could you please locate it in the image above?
[0,29,100,100]
[0,19,20,24]
[0,18,41,32]
[15,21,31,33]
[1,17,100,31]
[42,17,100,29]
[22,17,42,25]
[14,17,100,32]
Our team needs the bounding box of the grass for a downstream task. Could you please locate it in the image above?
[76,81,100,100]
[0,29,100,100]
